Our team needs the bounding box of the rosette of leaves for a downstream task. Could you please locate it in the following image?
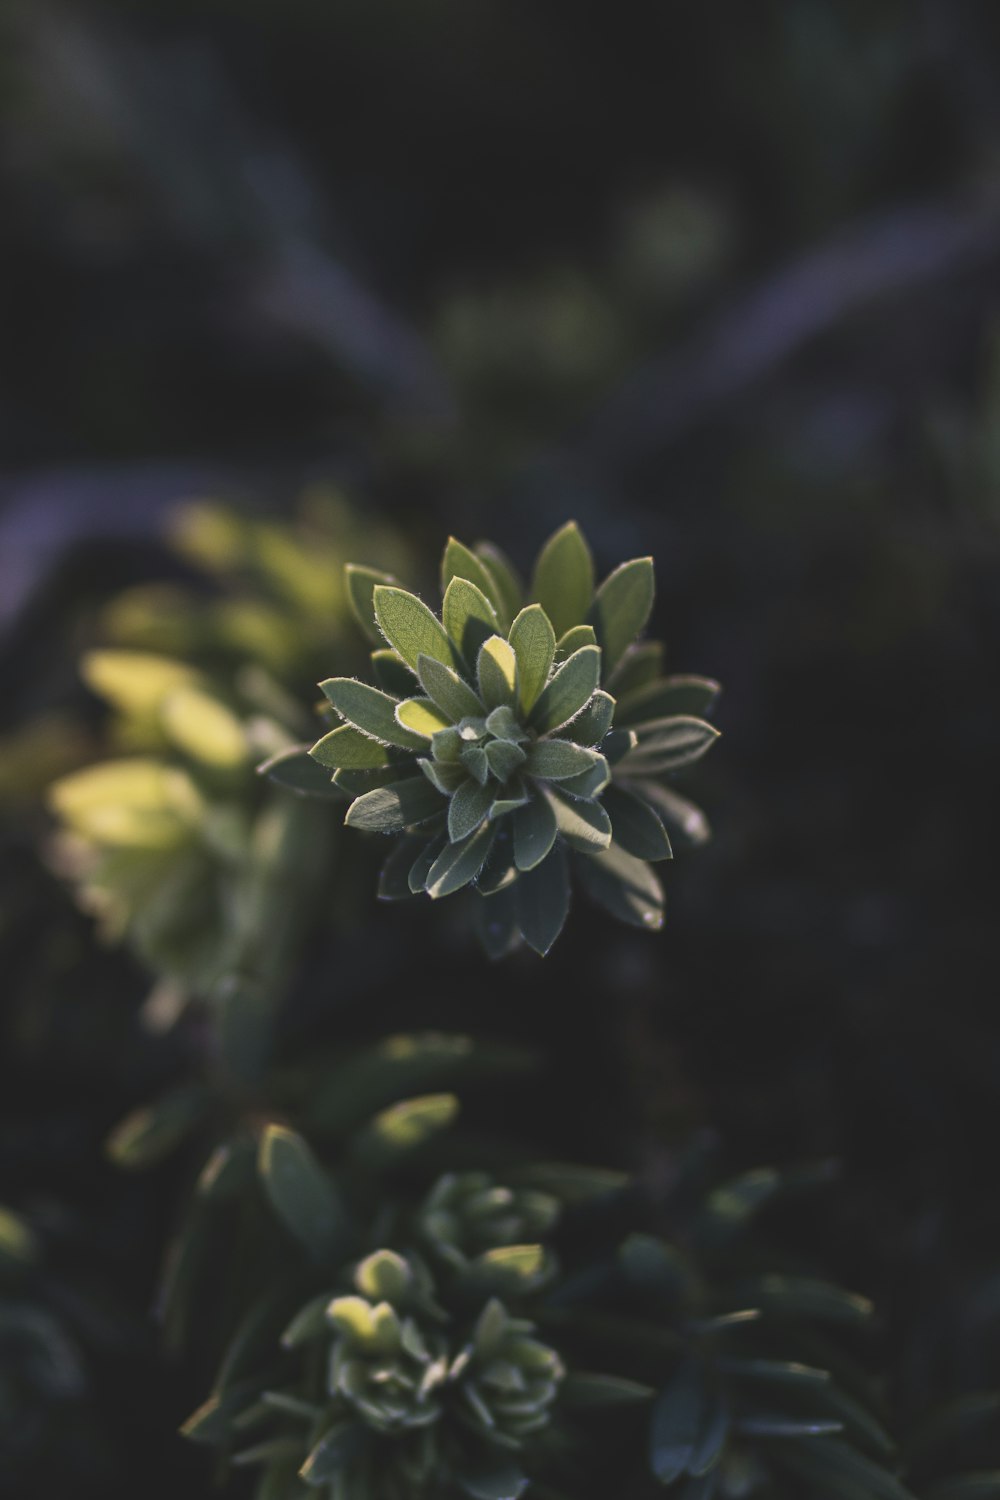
[298,522,720,955]
[181,1118,581,1499]
[274,1251,565,1499]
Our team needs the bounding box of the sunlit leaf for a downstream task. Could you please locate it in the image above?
[531,521,595,638]
[477,636,519,709]
[443,576,500,667]
[374,585,457,673]
[508,605,556,715]
[442,537,505,616]
[310,725,390,770]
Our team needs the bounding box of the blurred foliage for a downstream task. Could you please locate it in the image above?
[3,1,1000,1497]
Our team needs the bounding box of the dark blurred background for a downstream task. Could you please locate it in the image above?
[3,1,1000,1494]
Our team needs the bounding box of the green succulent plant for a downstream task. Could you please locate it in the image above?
[182,1124,579,1500]
[279,1254,565,1498]
[282,522,719,955]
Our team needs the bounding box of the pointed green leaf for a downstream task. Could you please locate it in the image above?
[619,715,721,773]
[602,785,673,860]
[477,636,519,709]
[577,843,664,929]
[311,725,391,770]
[449,777,494,840]
[320,678,425,749]
[513,791,558,871]
[373,585,456,673]
[508,605,556,714]
[346,777,445,832]
[562,689,615,746]
[531,521,595,637]
[529,646,601,734]
[615,675,721,728]
[257,745,345,799]
[589,557,655,675]
[258,1124,346,1261]
[442,537,505,615]
[525,739,604,781]
[475,542,524,630]
[427,823,495,898]
[346,564,398,645]
[443,577,499,667]
[417,653,483,722]
[514,844,570,954]
[545,788,612,851]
